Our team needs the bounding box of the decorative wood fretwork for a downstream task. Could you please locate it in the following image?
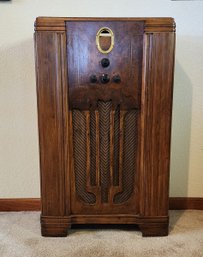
[71,101,138,209]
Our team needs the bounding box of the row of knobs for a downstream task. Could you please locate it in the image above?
[90,58,121,84]
[90,74,121,84]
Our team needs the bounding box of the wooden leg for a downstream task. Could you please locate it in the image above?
[41,224,71,237]
[139,223,169,237]
[41,216,71,237]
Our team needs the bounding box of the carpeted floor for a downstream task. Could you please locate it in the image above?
[0,211,202,257]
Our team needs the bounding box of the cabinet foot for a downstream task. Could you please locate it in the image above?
[139,223,169,237]
[41,216,71,237]
[41,224,71,237]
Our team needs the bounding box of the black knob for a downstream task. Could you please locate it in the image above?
[100,74,110,84]
[112,74,121,83]
[90,74,97,83]
[101,58,110,68]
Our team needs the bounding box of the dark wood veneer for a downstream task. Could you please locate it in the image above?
[34,17,176,237]
[67,21,143,110]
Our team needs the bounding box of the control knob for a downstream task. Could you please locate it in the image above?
[90,74,97,83]
[100,74,110,84]
[101,58,110,68]
[112,74,121,83]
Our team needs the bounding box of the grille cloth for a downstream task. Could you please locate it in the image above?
[72,110,96,204]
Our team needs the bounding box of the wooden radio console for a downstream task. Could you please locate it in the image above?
[34,17,176,237]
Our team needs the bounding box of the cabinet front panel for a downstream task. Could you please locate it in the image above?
[66,21,143,214]
[66,21,143,110]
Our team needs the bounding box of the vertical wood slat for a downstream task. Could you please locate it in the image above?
[56,33,64,216]
[118,111,125,192]
[109,110,115,203]
[85,111,91,188]
[95,110,100,187]
[60,32,71,216]
[139,33,148,216]
[85,111,98,196]
[112,110,126,199]
[69,111,76,203]
[95,110,101,204]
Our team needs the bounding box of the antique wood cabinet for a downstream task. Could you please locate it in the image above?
[34,17,176,237]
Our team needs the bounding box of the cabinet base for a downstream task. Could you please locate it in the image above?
[41,215,169,237]
[41,225,69,237]
[41,216,71,237]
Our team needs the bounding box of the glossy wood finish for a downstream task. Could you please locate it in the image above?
[34,17,176,237]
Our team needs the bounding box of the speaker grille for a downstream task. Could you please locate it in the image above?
[113,110,138,203]
[72,101,138,205]
[72,110,96,204]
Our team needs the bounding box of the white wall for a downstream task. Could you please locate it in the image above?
[0,0,203,198]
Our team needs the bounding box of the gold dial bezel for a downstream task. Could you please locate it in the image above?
[96,27,114,54]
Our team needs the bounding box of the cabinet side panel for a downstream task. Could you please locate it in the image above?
[141,32,175,217]
[35,31,66,216]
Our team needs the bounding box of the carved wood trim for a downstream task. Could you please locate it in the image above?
[35,17,175,33]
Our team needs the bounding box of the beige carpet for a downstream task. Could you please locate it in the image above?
[0,211,203,257]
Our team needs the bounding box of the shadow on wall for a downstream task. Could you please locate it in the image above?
[0,38,40,197]
[170,60,192,197]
